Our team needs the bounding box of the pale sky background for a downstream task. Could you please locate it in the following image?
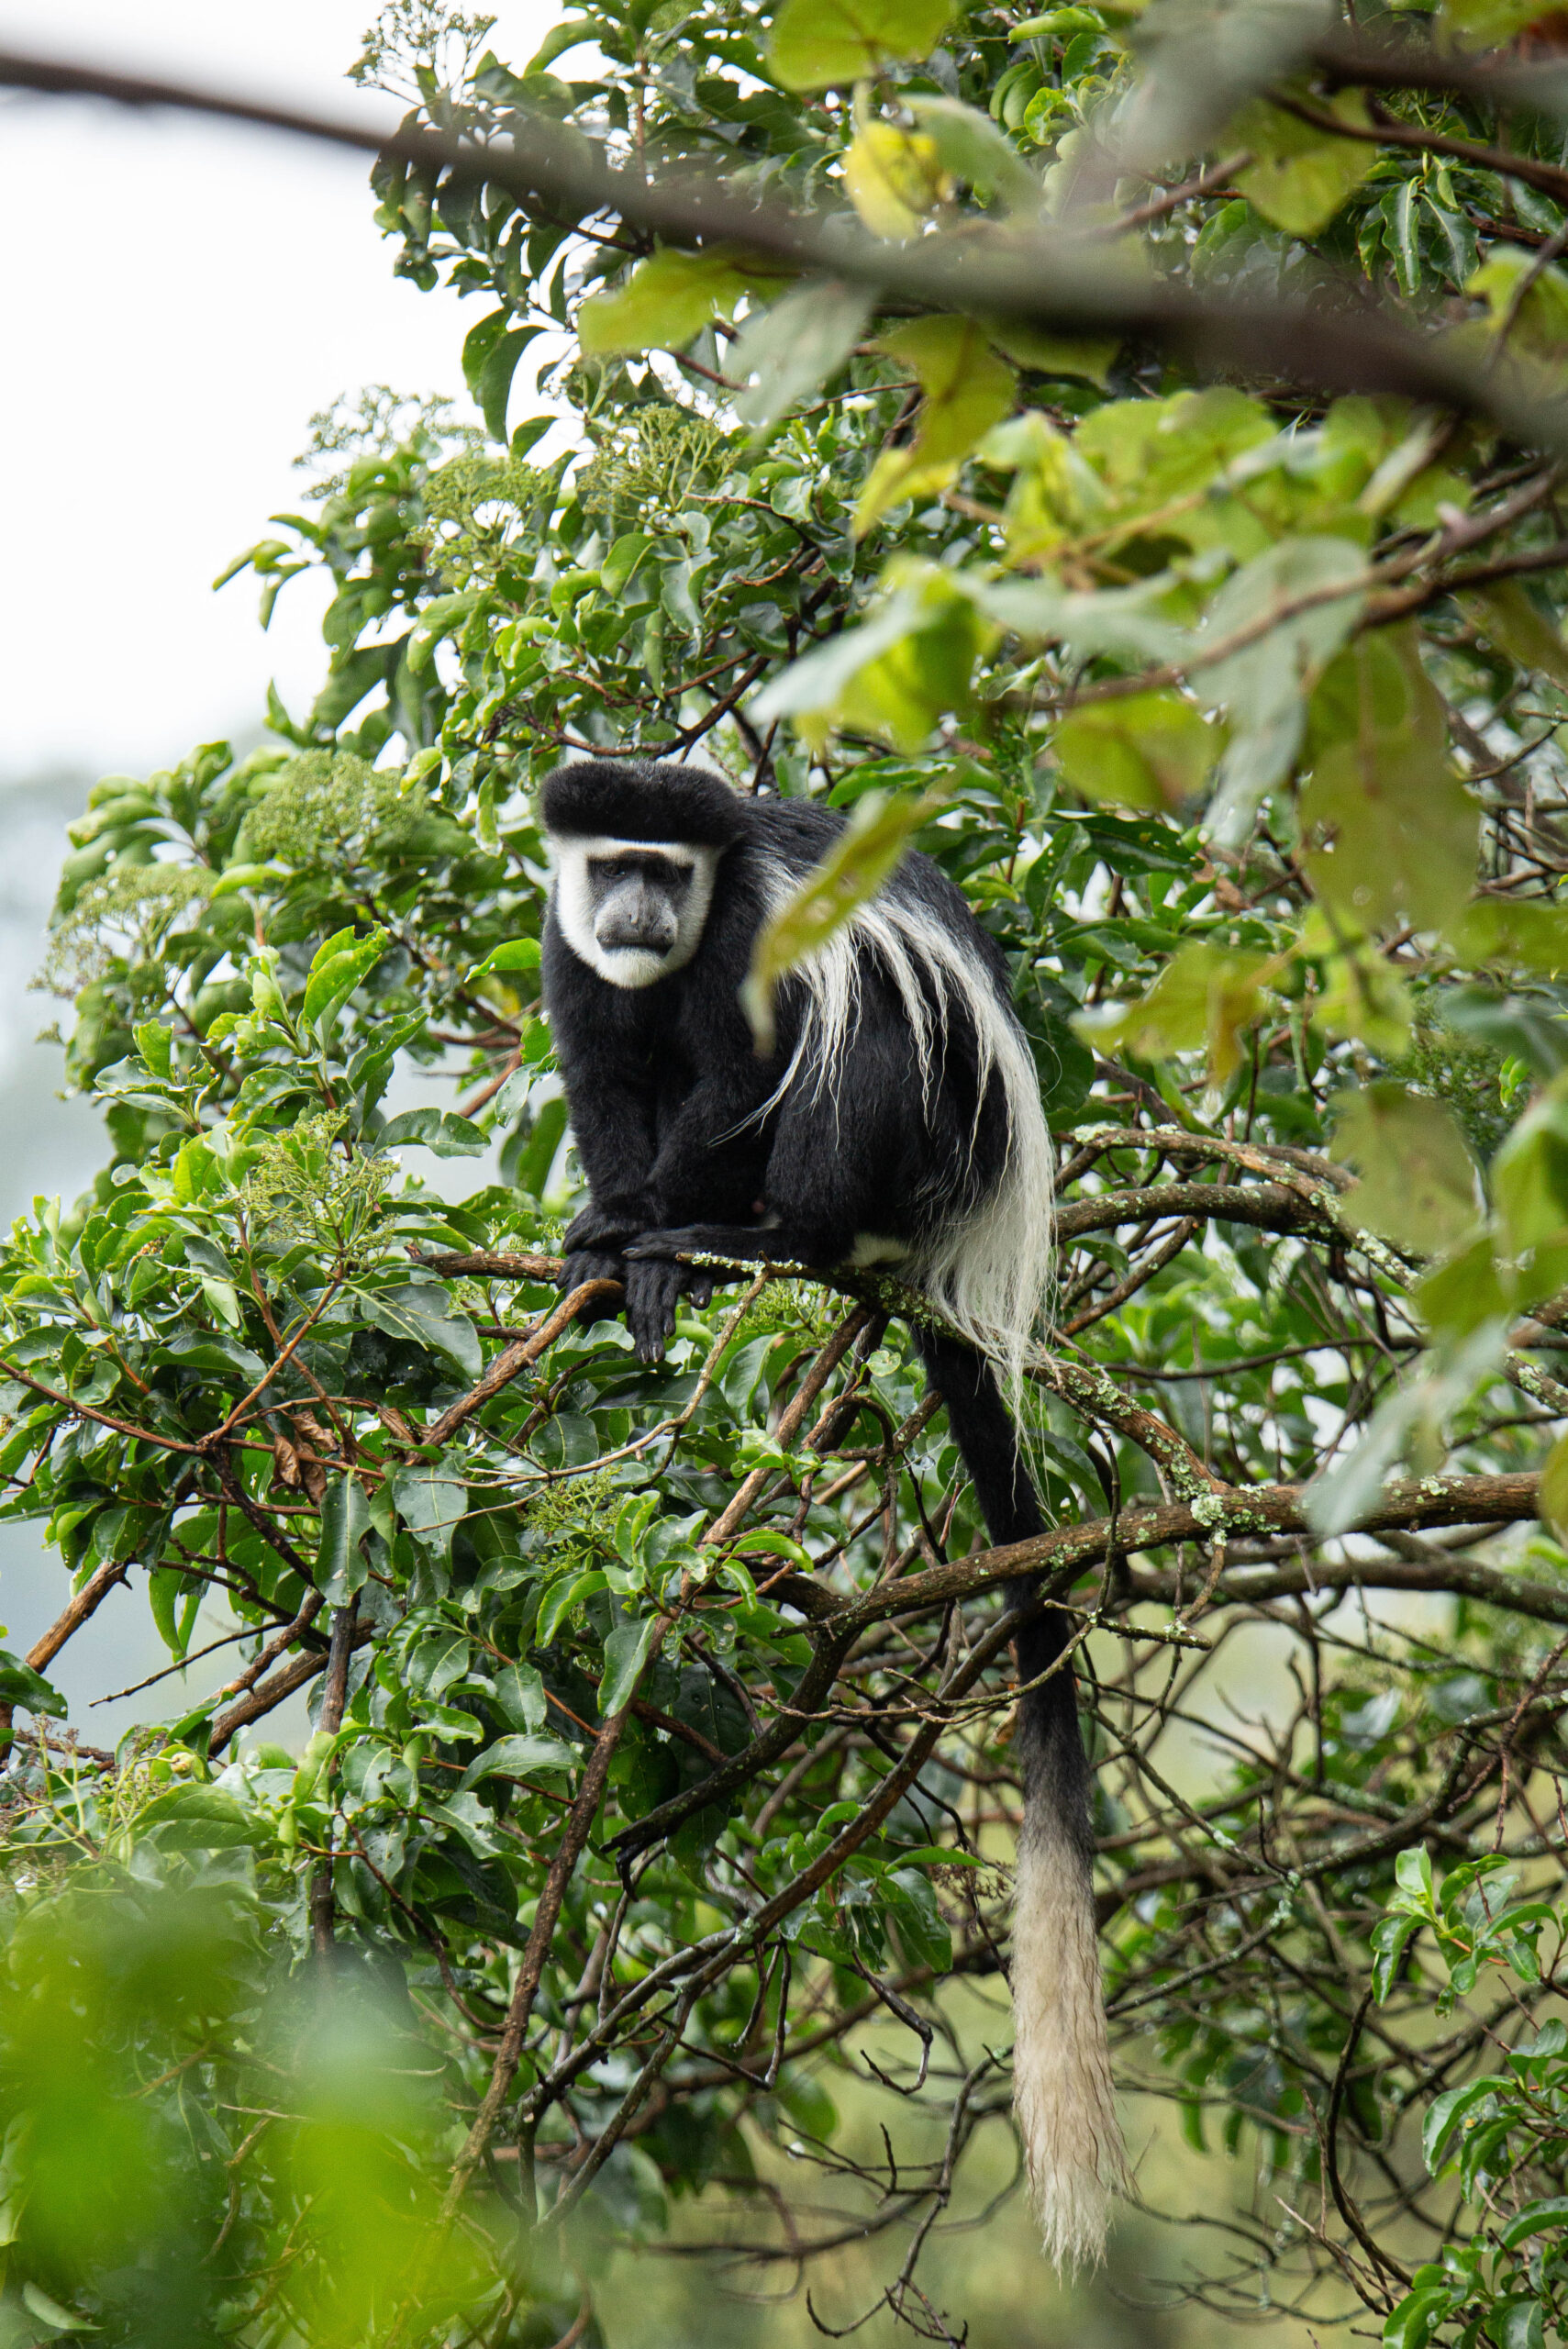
[0,0,556,781]
[0,0,558,1736]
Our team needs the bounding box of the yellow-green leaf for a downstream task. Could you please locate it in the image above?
[1053,690,1222,812]
[1415,1230,1511,1341]
[741,787,946,1052]
[1466,247,1568,365]
[752,563,997,752]
[904,94,1040,213]
[1300,631,1477,936]
[1460,581,1568,691]
[579,250,778,359]
[855,318,1016,536]
[1493,1076,1568,1256]
[984,318,1120,388]
[1540,1427,1568,1541]
[1329,1083,1479,1259]
[769,0,955,90]
[1077,942,1280,1088]
[1456,897,1568,975]
[844,123,950,239]
[1231,89,1377,237]
[1307,921,1415,1058]
[1440,0,1558,54]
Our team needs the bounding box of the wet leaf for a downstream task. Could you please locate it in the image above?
[1329,1084,1478,1258]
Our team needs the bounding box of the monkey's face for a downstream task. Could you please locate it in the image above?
[550,833,719,988]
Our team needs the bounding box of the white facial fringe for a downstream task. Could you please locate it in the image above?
[550,835,719,990]
[753,852,1057,1412]
[1012,1802,1124,2270]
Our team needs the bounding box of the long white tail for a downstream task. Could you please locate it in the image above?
[1011,1792,1125,2268]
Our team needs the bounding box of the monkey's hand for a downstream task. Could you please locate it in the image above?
[558,1249,627,1328]
[562,1201,646,1255]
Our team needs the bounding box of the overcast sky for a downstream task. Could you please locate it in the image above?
[0,0,554,782]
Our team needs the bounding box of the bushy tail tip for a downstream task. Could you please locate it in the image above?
[1011,1809,1125,2271]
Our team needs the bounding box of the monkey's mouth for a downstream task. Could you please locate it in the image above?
[595,919,677,956]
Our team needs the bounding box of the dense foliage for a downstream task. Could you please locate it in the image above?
[13,0,1568,2339]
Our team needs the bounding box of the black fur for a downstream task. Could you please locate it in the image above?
[540,755,1090,2012]
[543,759,1013,1342]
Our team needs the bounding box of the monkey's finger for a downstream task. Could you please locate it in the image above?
[686,1273,714,1309]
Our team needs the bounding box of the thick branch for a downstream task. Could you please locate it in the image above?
[6,48,1568,457]
[786,1470,1545,1634]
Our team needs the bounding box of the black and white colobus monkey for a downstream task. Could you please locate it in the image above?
[539,754,1122,2266]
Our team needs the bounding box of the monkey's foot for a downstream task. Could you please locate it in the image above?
[621,1256,708,1362]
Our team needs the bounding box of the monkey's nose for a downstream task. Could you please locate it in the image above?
[596,887,676,953]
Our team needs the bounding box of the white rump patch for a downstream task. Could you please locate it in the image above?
[549,833,719,989]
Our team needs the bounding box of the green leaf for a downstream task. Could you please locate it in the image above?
[1457,898,1568,974]
[301,927,387,1034]
[391,1464,469,1559]
[1205,535,1370,840]
[494,1662,547,1733]
[1499,2297,1545,2349]
[753,564,995,751]
[1440,0,1555,45]
[768,0,954,89]
[1468,247,1568,367]
[317,1473,371,1605]
[983,318,1120,389]
[380,1108,490,1157]
[458,1732,578,1789]
[21,2283,95,2333]
[407,592,484,679]
[461,306,509,396]
[515,1095,568,1197]
[133,1019,174,1081]
[1052,691,1222,812]
[1396,1845,1434,1901]
[147,1565,200,1663]
[904,95,1039,212]
[1414,1230,1511,1341]
[1418,2086,1502,2170]
[361,1285,483,1381]
[1078,942,1282,1089]
[1461,579,1568,690]
[1329,1085,1478,1258]
[136,1782,266,1850]
[1539,1427,1568,1542]
[468,937,542,980]
[1301,631,1477,936]
[730,281,873,433]
[579,250,782,358]
[741,786,944,1052]
[883,1866,952,1973]
[477,326,545,443]
[0,1649,66,1719]
[1492,1077,1568,1254]
[599,532,657,597]
[1498,2194,1568,2251]
[1231,89,1377,236]
[599,1616,662,1717]
[855,318,1016,535]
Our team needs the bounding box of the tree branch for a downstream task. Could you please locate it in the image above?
[5,46,1568,459]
